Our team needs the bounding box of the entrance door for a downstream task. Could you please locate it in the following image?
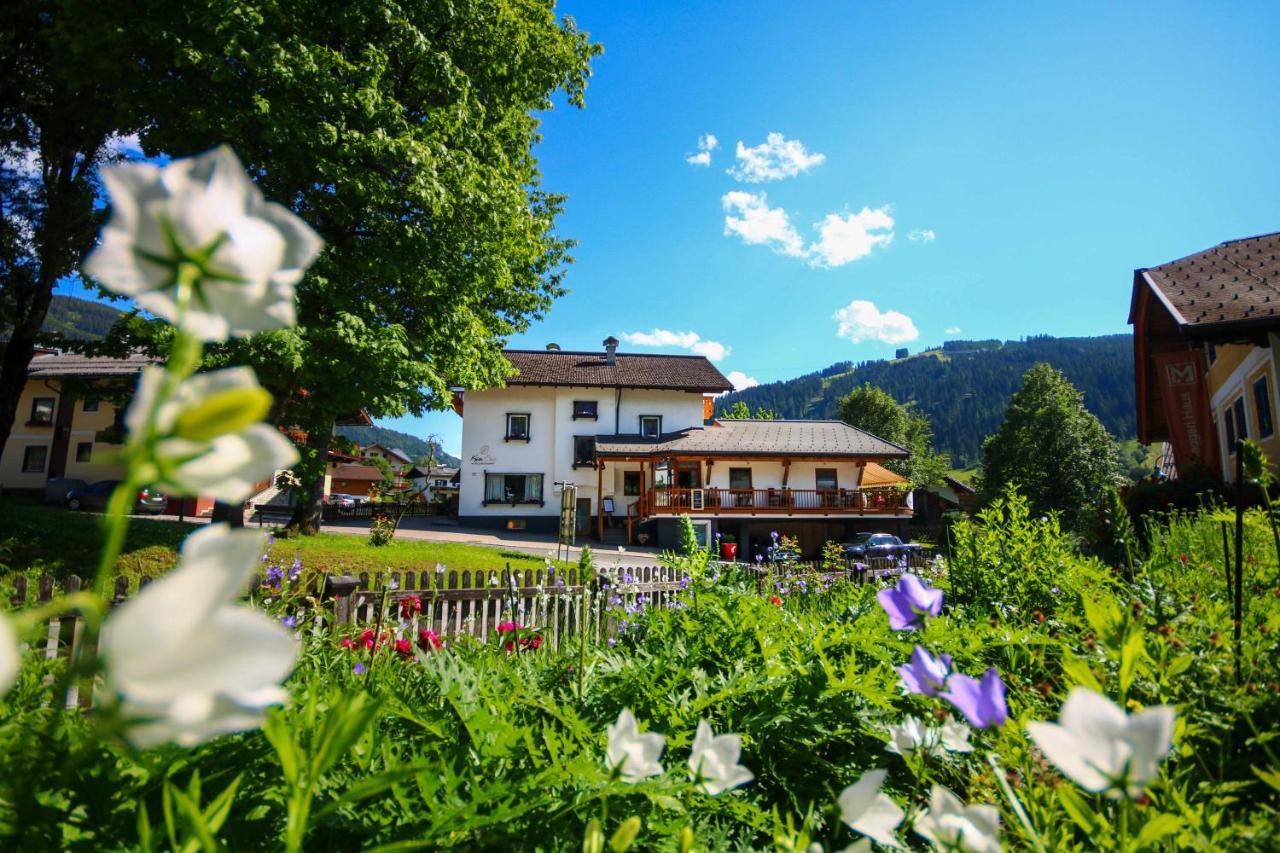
[675,462,700,488]
[575,497,591,535]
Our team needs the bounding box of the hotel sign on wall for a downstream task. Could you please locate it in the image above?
[1153,350,1219,474]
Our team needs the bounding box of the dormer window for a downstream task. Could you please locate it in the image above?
[505,413,530,441]
[640,415,662,439]
[573,400,598,420]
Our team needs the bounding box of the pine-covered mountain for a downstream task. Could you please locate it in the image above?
[21,295,126,340]
[720,334,1135,467]
[334,425,461,467]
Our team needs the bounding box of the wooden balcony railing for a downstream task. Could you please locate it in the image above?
[641,487,911,516]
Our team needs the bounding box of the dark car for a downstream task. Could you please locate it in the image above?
[65,481,168,514]
[842,532,922,560]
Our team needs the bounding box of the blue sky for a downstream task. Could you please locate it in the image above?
[60,1,1280,455]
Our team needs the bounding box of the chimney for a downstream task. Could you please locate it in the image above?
[603,336,619,365]
[545,343,561,351]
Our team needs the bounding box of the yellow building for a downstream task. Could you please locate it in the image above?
[0,351,154,492]
[1130,232,1280,482]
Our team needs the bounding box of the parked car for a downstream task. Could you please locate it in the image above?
[328,493,358,509]
[65,481,168,514]
[842,532,922,560]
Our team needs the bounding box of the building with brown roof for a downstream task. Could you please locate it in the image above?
[1129,231,1280,480]
[455,337,913,557]
[0,350,157,494]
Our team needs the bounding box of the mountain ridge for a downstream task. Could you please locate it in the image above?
[720,334,1135,467]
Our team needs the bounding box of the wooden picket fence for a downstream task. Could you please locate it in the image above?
[5,554,934,708]
[329,564,690,652]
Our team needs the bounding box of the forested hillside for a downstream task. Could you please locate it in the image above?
[334,425,461,467]
[720,335,1135,466]
[13,295,125,340]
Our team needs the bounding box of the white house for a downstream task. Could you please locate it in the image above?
[456,338,913,557]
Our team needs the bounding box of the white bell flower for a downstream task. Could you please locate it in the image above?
[84,146,322,341]
[885,716,971,758]
[0,616,19,694]
[127,365,298,503]
[99,525,299,747]
[605,708,666,782]
[913,785,1002,853]
[838,768,905,849]
[688,719,754,795]
[1026,688,1175,799]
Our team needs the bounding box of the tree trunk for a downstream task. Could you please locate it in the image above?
[211,500,246,528]
[287,423,332,535]
[0,286,54,466]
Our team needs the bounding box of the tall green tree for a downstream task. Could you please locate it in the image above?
[978,362,1123,533]
[120,0,601,532]
[719,401,779,419]
[837,382,949,487]
[0,0,149,465]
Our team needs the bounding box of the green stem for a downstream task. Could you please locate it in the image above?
[1118,796,1130,852]
[986,753,1045,852]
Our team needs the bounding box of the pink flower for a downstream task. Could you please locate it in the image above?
[497,621,520,634]
[393,639,413,659]
[418,629,441,651]
[400,596,422,619]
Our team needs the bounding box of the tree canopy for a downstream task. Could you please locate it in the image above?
[719,401,780,420]
[113,0,601,530]
[837,383,949,487]
[978,362,1123,533]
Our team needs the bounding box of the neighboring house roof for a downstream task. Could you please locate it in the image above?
[388,447,412,463]
[1130,231,1280,333]
[500,348,733,393]
[362,443,412,463]
[330,463,384,481]
[943,475,976,494]
[27,350,156,378]
[594,419,909,459]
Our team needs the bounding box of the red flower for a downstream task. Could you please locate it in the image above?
[340,637,356,650]
[359,628,381,650]
[769,595,783,606]
[418,629,441,651]
[521,635,544,651]
[394,638,413,658]
[497,621,520,634]
[400,596,422,619]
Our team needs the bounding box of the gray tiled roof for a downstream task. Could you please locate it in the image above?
[594,419,909,458]
[1137,231,1280,329]
[501,349,733,393]
[27,351,156,378]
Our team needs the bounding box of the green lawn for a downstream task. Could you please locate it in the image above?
[0,498,566,593]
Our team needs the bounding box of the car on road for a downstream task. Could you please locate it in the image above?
[65,481,168,514]
[842,532,922,561]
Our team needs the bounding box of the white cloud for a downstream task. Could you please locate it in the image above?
[721,191,805,257]
[621,329,730,362]
[908,228,936,243]
[834,300,919,345]
[807,207,895,268]
[685,133,719,166]
[725,370,759,391]
[728,133,825,182]
[945,327,962,335]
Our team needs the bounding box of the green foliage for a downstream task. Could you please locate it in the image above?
[3,503,1280,848]
[949,488,1114,617]
[720,334,1137,466]
[367,514,396,547]
[978,362,1124,533]
[837,383,950,487]
[719,401,780,420]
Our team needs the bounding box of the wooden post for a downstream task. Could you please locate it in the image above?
[639,460,647,517]
[597,460,604,541]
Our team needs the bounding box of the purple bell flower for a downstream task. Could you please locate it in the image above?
[941,667,1008,729]
[897,645,953,696]
[876,573,943,630]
